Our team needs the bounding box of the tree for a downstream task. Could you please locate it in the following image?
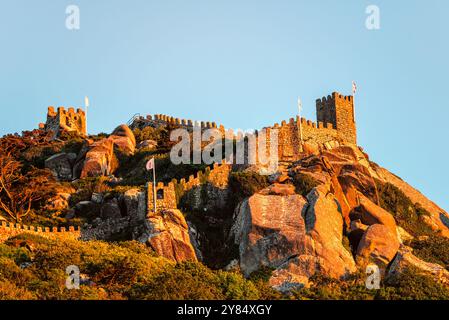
[0,151,53,222]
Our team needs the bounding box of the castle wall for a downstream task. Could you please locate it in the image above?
[0,222,80,243]
[146,161,232,213]
[264,117,340,162]
[45,106,87,137]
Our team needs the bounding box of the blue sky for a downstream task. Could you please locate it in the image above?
[0,0,448,211]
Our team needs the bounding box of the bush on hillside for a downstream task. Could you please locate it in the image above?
[409,235,449,269]
[291,172,320,197]
[377,182,433,236]
[229,172,270,201]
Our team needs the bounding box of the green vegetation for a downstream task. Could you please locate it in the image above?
[229,171,270,201]
[377,182,433,236]
[0,234,270,300]
[291,172,320,197]
[409,235,449,269]
[132,124,180,153]
[292,268,449,300]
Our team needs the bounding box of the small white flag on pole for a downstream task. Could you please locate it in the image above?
[146,158,155,171]
[297,97,302,113]
[84,96,90,108]
[352,81,357,95]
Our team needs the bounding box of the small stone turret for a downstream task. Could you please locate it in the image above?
[42,106,87,137]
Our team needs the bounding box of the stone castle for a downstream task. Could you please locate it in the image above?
[35,91,356,215]
[40,106,87,137]
[131,91,356,163]
[132,91,357,212]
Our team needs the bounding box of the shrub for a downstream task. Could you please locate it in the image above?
[0,280,35,300]
[409,235,449,269]
[292,273,375,300]
[377,182,433,236]
[128,262,260,300]
[380,267,449,300]
[229,172,270,201]
[291,172,320,197]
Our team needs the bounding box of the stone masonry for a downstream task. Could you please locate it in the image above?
[41,106,87,137]
[131,91,357,164]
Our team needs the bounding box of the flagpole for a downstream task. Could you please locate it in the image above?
[297,97,303,152]
[352,82,356,123]
[153,161,157,213]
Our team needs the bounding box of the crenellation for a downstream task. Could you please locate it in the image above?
[43,106,87,137]
[126,90,356,165]
[0,222,80,243]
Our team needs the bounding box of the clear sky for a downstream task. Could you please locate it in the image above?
[0,0,448,211]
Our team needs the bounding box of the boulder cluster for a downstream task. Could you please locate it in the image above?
[229,143,449,291]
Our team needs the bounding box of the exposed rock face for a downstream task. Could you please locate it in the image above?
[143,209,198,262]
[302,185,357,279]
[45,152,76,181]
[100,199,122,220]
[357,194,397,234]
[388,246,449,285]
[123,188,146,221]
[269,255,320,292]
[109,124,136,155]
[74,201,99,218]
[80,139,116,178]
[79,124,136,178]
[231,193,307,276]
[231,184,356,289]
[356,224,400,270]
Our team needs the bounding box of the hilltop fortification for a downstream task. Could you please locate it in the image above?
[40,106,87,137]
[130,91,357,162]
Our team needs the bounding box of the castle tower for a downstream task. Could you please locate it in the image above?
[316,92,357,144]
[44,106,87,137]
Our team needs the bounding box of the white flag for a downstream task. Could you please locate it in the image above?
[297,97,302,113]
[84,96,90,108]
[352,81,357,95]
[146,158,155,171]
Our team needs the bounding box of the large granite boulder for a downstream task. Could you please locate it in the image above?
[109,124,136,155]
[302,185,357,279]
[356,224,400,270]
[387,246,449,285]
[78,125,135,178]
[142,209,198,262]
[100,199,122,220]
[231,193,308,276]
[80,139,116,178]
[231,184,356,290]
[357,193,398,234]
[45,152,76,181]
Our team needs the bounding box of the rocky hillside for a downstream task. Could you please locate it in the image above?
[1,122,449,300]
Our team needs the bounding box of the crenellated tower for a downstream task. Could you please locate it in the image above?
[316,92,356,144]
[42,106,87,137]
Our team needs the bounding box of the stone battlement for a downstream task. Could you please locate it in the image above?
[137,114,220,129]
[128,90,357,163]
[0,221,81,243]
[146,160,231,212]
[42,106,87,137]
